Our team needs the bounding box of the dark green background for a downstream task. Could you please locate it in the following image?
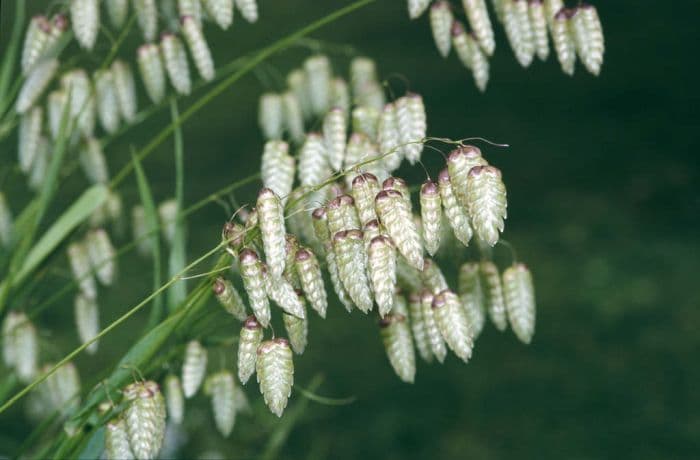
[1,0,698,458]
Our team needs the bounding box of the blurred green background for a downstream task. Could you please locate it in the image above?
[1,0,699,459]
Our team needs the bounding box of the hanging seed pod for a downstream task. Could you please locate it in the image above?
[420,180,442,256]
[131,205,153,257]
[543,0,563,24]
[304,55,331,116]
[2,312,38,382]
[0,193,13,248]
[283,291,308,354]
[571,6,603,76]
[123,381,166,460]
[21,16,51,75]
[432,290,474,362]
[327,195,361,236]
[351,106,379,141]
[430,2,453,58]
[182,15,215,81]
[16,58,58,114]
[111,60,138,122]
[322,107,347,172]
[580,3,605,66]
[95,70,121,134]
[239,249,271,327]
[458,262,486,338]
[213,276,247,320]
[204,371,236,437]
[27,137,48,192]
[158,199,179,245]
[134,0,158,41]
[379,313,416,382]
[375,190,424,271]
[264,267,305,319]
[312,209,355,312]
[421,258,449,294]
[161,34,192,96]
[349,56,377,96]
[480,260,508,330]
[503,263,536,343]
[351,173,380,226]
[408,292,433,362]
[551,8,576,75]
[137,44,167,104]
[18,106,42,174]
[261,141,295,202]
[437,168,473,246]
[203,0,234,29]
[256,338,294,417]
[74,293,99,354]
[420,290,447,363]
[164,374,185,424]
[452,22,490,91]
[362,219,381,251]
[447,145,488,210]
[238,316,263,384]
[333,230,374,313]
[282,91,305,144]
[298,133,330,188]
[235,0,258,23]
[182,340,208,398]
[377,103,402,171]
[467,165,507,246]
[61,69,96,137]
[68,242,97,300]
[311,207,331,246]
[106,0,129,28]
[70,0,99,50]
[462,0,495,55]
[258,93,283,140]
[80,137,109,185]
[287,68,311,120]
[178,0,202,24]
[330,77,351,117]
[407,0,430,19]
[368,235,397,317]
[295,248,328,318]
[257,188,287,277]
[46,90,67,139]
[395,94,426,165]
[105,416,134,460]
[529,0,550,60]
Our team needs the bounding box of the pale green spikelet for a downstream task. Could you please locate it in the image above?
[131,205,153,257]
[261,141,295,202]
[124,381,166,460]
[16,58,58,114]
[134,0,158,41]
[368,235,397,317]
[2,312,39,382]
[287,68,311,120]
[349,57,383,107]
[420,180,442,256]
[529,0,550,60]
[164,374,185,424]
[408,292,433,362]
[61,69,96,136]
[178,0,202,25]
[79,137,109,185]
[331,77,351,117]
[447,145,488,210]
[395,94,425,165]
[407,0,430,19]
[420,290,447,363]
[282,91,305,144]
[202,0,234,29]
[380,313,416,382]
[47,90,67,139]
[551,8,576,75]
[264,266,306,319]
[68,241,97,300]
[432,290,474,362]
[111,60,138,122]
[283,291,308,354]
[70,0,99,50]
[381,176,410,204]
[333,229,374,313]
[375,190,424,270]
[581,4,605,58]
[467,165,507,246]
[503,263,536,343]
[458,262,486,338]
[571,5,604,76]
[161,33,192,96]
[256,338,294,417]
[480,260,508,330]
[182,340,208,398]
[352,106,379,140]
[323,107,347,172]
[257,188,287,277]
[304,55,331,116]
[182,15,215,81]
[44,362,81,412]
[393,289,409,316]
[311,207,331,246]
[95,69,121,134]
[351,173,380,226]
[377,102,402,171]
[105,416,135,460]
[452,22,490,91]
[326,195,361,236]
[430,1,453,57]
[259,93,283,140]
[21,16,51,75]
[74,293,100,354]
[295,248,328,318]
[362,219,381,251]
[239,249,271,327]
[137,44,166,104]
[298,133,330,188]
[204,371,236,437]
[235,0,258,23]
[158,199,179,245]
[106,0,129,29]
[395,250,423,291]
[0,193,13,248]
[421,258,449,294]
[313,208,355,312]
[543,0,564,25]
[213,276,247,320]
[345,134,387,184]
[18,106,42,174]
[462,0,495,55]
[27,136,48,192]
[238,316,263,384]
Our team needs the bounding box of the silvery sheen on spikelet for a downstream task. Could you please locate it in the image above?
[182,340,208,398]
[463,0,495,55]
[467,165,507,246]
[452,22,490,91]
[105,415,135,460]
[304,54,331,116]
[79,137,109,184]
[283,292,309,354]
[333,229,374,313]
[375,190,424,270]
[420,290,447,363]
[432,290,474,362]
[256,338,294,417]
[21,16,51,75]
[351,173,380,226]
[74,293,99,354]
[68,241,97,300]
[551,8,576,75]
[0,193,13,248]
[377,103,402,171]
[235,0,259,23]
[430,1,453,57]
[458,262,486,338]
[261,141,295,202]
[408,292,433,362]
[213,276,247,320]
[203,0,234,29]
[380,313,416,382]
[95,69,121,133]
[437,168,473,246]
[239,249,271,326]
[529,0,550,60]
[134,0,158,41]
[294,248,328,318]
[420,180,443,256]
[323,107,347,172]
[257,188,287,277]
[407,0,431,19]
[2,311,38,382]
[18,106,42,174]
[480,260,508,330]
[571,6,604,76]
[282,91,305,143]
[161,34,192,95]
[164,374,185,424]
[70,0,99,50]
[313,208,355,312]
[16,58,58,114]
[447,145,488,210]
[330,77,351,116]
[264,267,305,319]
[111,60,138,122]
[123,380,166,460]
[182,15,215,81]
[395,94,426,165]
[503,263,536,343]
[178,0,202,24]
[326,195,360,236]
[238,315,263,384]
[298,133,330,188]
[259,93,283,140]
[85,227,116,285]
[137,44,166,104]
[368,235,397,317]
[204,371,237,437]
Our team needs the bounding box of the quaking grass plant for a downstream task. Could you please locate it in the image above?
[0,0,604,458]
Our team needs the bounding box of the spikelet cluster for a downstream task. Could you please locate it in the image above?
[123,380,166,460]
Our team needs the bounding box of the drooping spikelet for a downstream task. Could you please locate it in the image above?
[452,22,490,91]
[551,8,576,75]
[238,316,263,384]
[375,190,424,270]
[528,0,550,60]
[161,34,192,96]
[282,91,305,144]
[178,0,202,24]
[295,248,328,318]
[16,58,58,114]
[61,69,96,136]
[368,235,397,317]
[182,340,208,398]
[349,56,377,99]
[298,133,330,189]
[283,292,308,354]
[345,134,387,184]
[106,0,129,29]
[466,165,507,247]
[462,0,496,55]
[543,0,564,25]
[330,77,351,117]
[480,260,508,330]
[239,249,271,327]
[256,338,294,417]
[395,94,426,165]
[501,0,532,67]
[21,16,51,75]
[86,227,116,285]
[0,193,13,248]
[18,106,42,174]
[421,258,449,294]
[350,107,377,141]
[257,188,287,277]
[362,219,381,250]
[502,263,536,343]
[74,293,99,354]
[68,242,97,300]
[312,208,355,312]
[420,180,442,256]
[379,313,416,382]
[322,107,347,172]
[2,311,38,382]
[447,145,488,210]
[70,0,99,50]
[258,93,283,140]
[326,195,361,236]
[204,371,237,437]
[430,1,453,58]
[95,70,121,134]
[131,205,153,257]
[304,55,331,116]
[123,381,166,460]
[351,173,380,226]
[27,137,48,191]
[213,276,247,320]
[235,0,258,23]
[571,5,604,76]
[458,262,486,338]
[264,266,306,319]
[158,199,178,245]
[377,103,402,171]
[112,60,138,122]
[261,141,295,202]
[203,0,234,29]
[333,230,374,313]
[432,290,474,362]
[105,416,134,460]
[164,374,184,424]
[581,3,605,62]
[408,292,433,362]
[137,44,166,104]
[407,0,431,19]
[420,290,447,363]
[182,15,215,81]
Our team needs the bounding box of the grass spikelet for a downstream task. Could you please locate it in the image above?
[238,315,263,384]
[368,235,397,317]
[182,340,208,398]
[430,1,453,58]
[458,262,486,338]
[111,60,138,122]
[95,69,121,133]
[295,248,328,318]
[105,416,135,460]
[164,374,185,424]
[74,293,100,354]
[379,313,416,382]
[213,276,248,320]
[333,229,374,313]
[480,260,508,331]
[137,44,167,104]
[16,58,58,113]
[420,290,447,363]
[503,263,536,343]
[67,241,98,300]
[375,190,424,271]
[322,107,347,172]
[161,34,192,96]
[432,289,474,362]
[420,180,443,255]
[182,15,215,81]
[408,292,433,362]
[123,381,166,460]
[134,0,158,41]
[205,371,237,437]
[304,54,332,116]
[235,0,259,23]
[256,338,294,417]
[462,0,495,55]
[239,248,271,327]
[466,165,507,246]
[257,188,287,277]
[70,0,99,50]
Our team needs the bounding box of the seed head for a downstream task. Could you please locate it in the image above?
[379,313,416,383]
[420,180,443,255]
[74,293,100,354]
[161,33,192,95]
[295,248,328,318]
[368,235,397,317]
[111,60,138,122]
[137,43,166,104]
[438,168,473,246]
[204,370,237,437]
[420,290,447,363]
[377,103,402,171]
[105,415,134,460]
[375,190,424,271]
[133,0,158,41]
[16,59,58,114]
[257,188,287,278]
[235,0,259,23]
[70,0,99,50]
[181,15,215,81]
[432,290,474,362]
[480,260,508,331]
[408,292,433,362]
[213,276,248,320]
[95,69,121,134]
[164,374,184,424]
[467,165,507,247]
[283,291,309,354]
[333,230,374,312]
[238,316,263,384]
[503,263,536,343]
[256,338,294,417]
[322,107,347,172]
[123,380,166,460]
[182,340,208,398]
[239,248,271,327]
[458,262,486,338]
[304,55,331,116]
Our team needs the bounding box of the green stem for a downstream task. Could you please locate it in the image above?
[0,0,25,103]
